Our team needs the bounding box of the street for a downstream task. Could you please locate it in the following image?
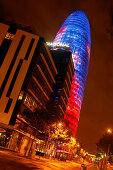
[0,149,99,170]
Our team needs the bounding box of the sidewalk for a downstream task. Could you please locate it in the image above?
[0,146,38,161]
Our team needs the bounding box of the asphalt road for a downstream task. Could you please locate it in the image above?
[0,149,99,170]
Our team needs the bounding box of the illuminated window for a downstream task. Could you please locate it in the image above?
[23,93,38,111]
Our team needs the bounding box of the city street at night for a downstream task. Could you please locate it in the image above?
[0,0,113,169]
[0,149,99,170]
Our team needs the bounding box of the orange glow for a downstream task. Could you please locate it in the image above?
[77,143,80,147]
[107,128,112,134]
[87,45,90,59]
[58,123,62,126]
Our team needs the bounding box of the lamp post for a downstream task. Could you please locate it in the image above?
[58,123,62,127]
[107,129,112,134]
[105,128,112,170]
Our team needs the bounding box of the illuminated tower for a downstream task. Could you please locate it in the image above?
[53,10,91,136]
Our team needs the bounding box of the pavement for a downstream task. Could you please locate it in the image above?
[0,146,99,170]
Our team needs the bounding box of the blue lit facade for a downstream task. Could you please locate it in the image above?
[53,10,91,136]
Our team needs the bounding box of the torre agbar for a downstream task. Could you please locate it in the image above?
[53,10,91,136]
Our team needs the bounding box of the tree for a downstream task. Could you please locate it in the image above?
[47,122,71,143]
[20,108,48,156]
[96,132,113,155]
[19,108,47,134]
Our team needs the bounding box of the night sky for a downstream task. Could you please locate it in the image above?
[0,0,113,154]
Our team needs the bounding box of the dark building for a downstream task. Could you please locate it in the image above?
[14,37,58,128]
[0,22,57,126]
[0,23,57,154]
[46,50,74,123]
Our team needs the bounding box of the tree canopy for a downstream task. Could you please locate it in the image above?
[96,132,113,154]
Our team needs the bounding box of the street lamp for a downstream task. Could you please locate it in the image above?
[58,123,62,127]
[107,129,112,134]
[105,128,112,169]
[77,143,80,147]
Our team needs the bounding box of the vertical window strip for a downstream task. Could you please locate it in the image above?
[4,98,12,113]
[6,59,23,97]
[0,39,12,67]
[0,35,25,98]
[24,38,35,60]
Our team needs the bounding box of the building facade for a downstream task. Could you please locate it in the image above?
[46,50,74,123]
[53,10,91,135]
[0,23,57,154]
